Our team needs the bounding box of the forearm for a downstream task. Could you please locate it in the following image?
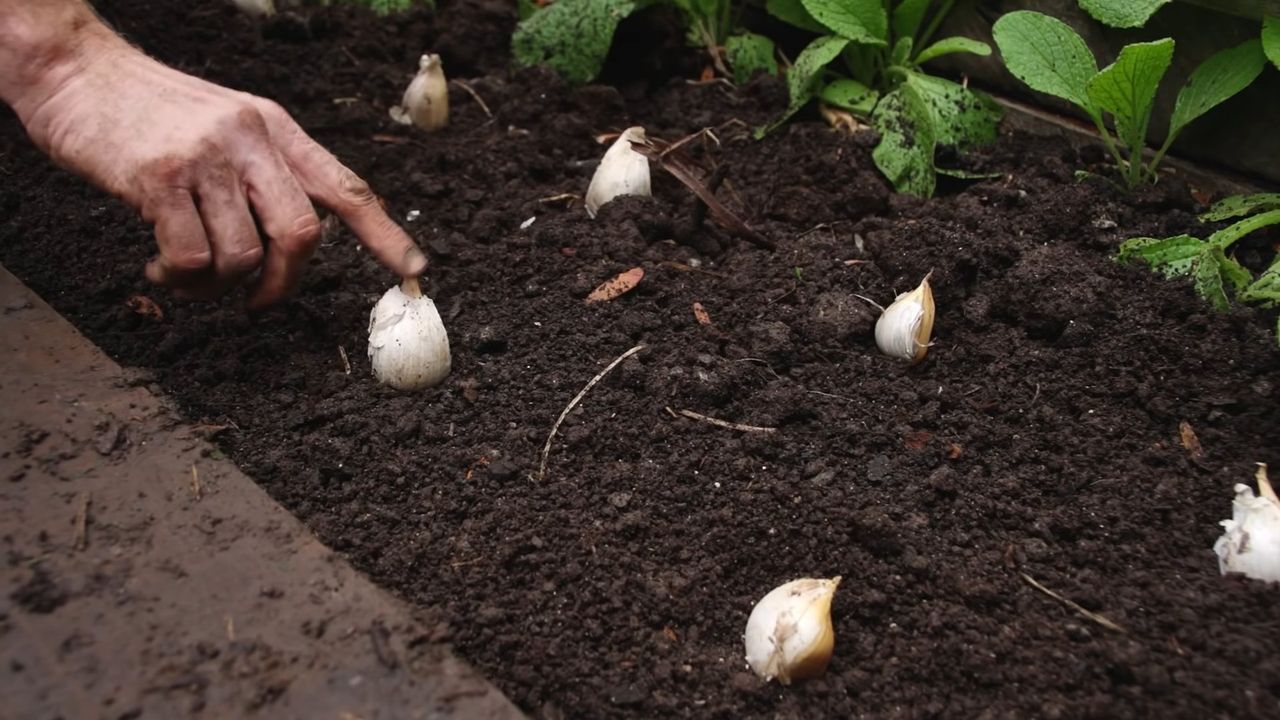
[0,1,123,121]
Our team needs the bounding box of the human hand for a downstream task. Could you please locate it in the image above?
[7,23,426,308]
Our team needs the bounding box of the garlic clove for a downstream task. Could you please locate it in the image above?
[231,0,276,17]
[874,273,935,364]
[1215,463,1280,583]
[585,127,651,218]
[368,277,452,391]
[743,576,841,685]
[390,54,449,132]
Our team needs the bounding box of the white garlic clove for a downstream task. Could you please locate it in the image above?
[585,127,651,218]
[743,576,840,685]
[874,273,935,364]
[230,0,276,17]
[368,278,451,391]
[1215,463,1280,583]
[390,54,449,132]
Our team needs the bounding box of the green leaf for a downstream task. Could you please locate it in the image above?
[820,78,879,115]
[1192,249,1233,308]
[1193,248,1247,312]
[992,11,1099,111]
[726,32,778,84]
[1117,234,1205,277]
[1264,16,1280,71]
[787,35,851,106]
[1078,0,1170,29]
[1167,39,1265,143]
[1207,208,1280,250]
[517,0,538,21]
[1200,193,1280,222]
[872,82,937,196]
[892,0,932,41]
[511,0,639,84]
[1241,257,1280,306]
[766,0,826,33]
[801,0,888,45]
[906,73,1002,148]
[915,36,992,64]
[1086,39,1174,154]
[892,37,914,66]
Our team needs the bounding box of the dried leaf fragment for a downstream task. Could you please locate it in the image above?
[1178,420,1203,459]
[692,302,712,325]
[126,295,164,321]
[903,430,932,450]
[585,267,644,304]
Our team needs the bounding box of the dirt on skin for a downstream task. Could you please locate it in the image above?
[3,1,1280,718]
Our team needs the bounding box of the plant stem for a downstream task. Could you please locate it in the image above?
[1087,113,1129,185]
[918,0,955,50]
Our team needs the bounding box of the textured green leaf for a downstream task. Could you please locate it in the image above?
[915,36,992,64]
[1200,193,1280,222]
[1194,250,1232,311]
[1086,39,1173,155]
[1264,16,1280,71]
[766,0,826,32]
[1078,0,1169,29]
[993,11,1098,111]
[511,0,639,84]
[1117,235,1204,277]
[1207,208,1280,250]
[726,33,778,84]
[787,35,851,106]
[820,78,879,115]
[892,37,914,65]
[906,73,1002,148]
[892,0,932,41]
[872,83,937,196]
[801,0,888,45]
[1167,39,1265,142]
[1241,257,1280,306]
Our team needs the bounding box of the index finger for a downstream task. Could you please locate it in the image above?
[259,102,427,277]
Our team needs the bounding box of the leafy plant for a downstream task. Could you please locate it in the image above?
[512,0,775,85]
[324,0,432,14]
[1119,194,1280,341]
[1264,15,1280,70]
[764,0,1002,197]
[1077,0,1169,29]
[993,11,1266,189]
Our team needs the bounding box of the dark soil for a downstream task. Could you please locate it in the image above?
[4,1,1280,718]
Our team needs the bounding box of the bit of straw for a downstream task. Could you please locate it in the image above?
[1021,573,1125,633]
[668,407,777,433]
[537,345,646,481]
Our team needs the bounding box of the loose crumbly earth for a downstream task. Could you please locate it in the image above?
[3,2,1279,718]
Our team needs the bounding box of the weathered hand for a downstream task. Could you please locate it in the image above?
[7,18,425,308]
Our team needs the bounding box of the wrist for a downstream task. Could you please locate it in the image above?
[0,2,125,123]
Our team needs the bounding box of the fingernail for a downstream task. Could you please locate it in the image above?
[404,245,428,276]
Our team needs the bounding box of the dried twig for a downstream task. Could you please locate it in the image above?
[670,408,777,433]
[634,134,774,250]
[338,346,352,375]
[190,464,202,500]
[450,79,493,118]
[1021,573,1126,633]
[72,492,91,552]
[537,345,646,481]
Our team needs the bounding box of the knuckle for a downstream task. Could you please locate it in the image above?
[337,168,377,207]
[229,103,269,135]
[284,214,322,251]
[222,244,265,274]
[141,155,191,186]
[166,248,214,273]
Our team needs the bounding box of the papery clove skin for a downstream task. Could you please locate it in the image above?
[390,54,449,132]
[231,0,275,17]
[585,127,651,218]
[1215,463,1280,583]
[368,277,451,391]
[874,274,935,364]
[743,577,841,685]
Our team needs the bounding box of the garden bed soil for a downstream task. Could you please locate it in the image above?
[4,1,1280,718]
